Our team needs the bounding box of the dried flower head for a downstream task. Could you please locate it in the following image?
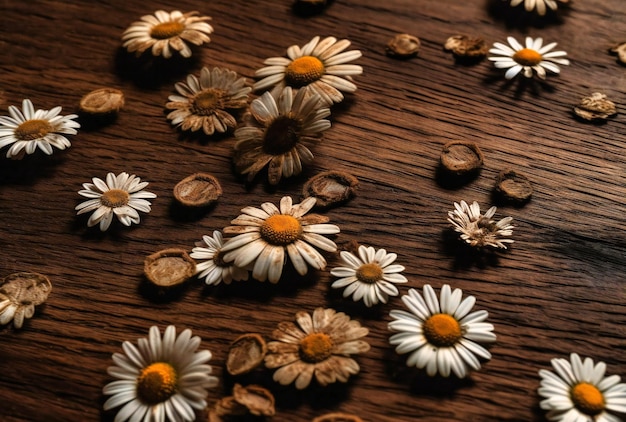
[507,0,569,16]
[0,272,52,329]
[265,307,370,389]
[494,169,533,204]
[221,196,340,283]
[190,231,249,286]
[489,36,569,79]
[0,99,80,159]
[448,200,514,249]
[389,284,496,378]
[440,141,484,175]
[444,35,488,60]
[79,88,125,115]
[144,248,196,287]
[254,35,362,105]
[574,92,618,122]
[233,86,330,185]
[122,10,213,58]
[386,34,421,58]
[226,333,267,376]
[538,353,626,422]
[166,67,251,135]
[302,170,359,208]
[173,173,222,207]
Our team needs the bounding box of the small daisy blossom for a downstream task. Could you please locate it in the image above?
[508,0,566,16]
[388,284,496,378]
[489,36,569,79]
[122,10,213,59]
[103,325,219,422]
[538,353,626,422]
[75,172,157,231]
[190,230,249,286]
[330,245,408,307]
[254,35,362,105]
[0,99,79,159]
[447,200,514,249]
[221,196,340,283]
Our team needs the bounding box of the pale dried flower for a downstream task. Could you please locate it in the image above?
[386,34,421,58]
[0,272,52,329]
[447,200,514,249]
[79,88,125,114]
[507,0,569,15]
[574,92,617,121]
[444,35,488,59]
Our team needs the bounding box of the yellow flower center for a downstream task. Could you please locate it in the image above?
[260,214,302,246]
[193,89,225,115]
[571,382,605,416]
[263,116,301,155]
[356,263,383,284]
[100,189,130,208]
[136,362,178,405]
[299,332,333,363]
[512,48,543,66]
[285,56,325,87]
[423,314,462,347]
[15,119,53,141]
[150,21,185,40]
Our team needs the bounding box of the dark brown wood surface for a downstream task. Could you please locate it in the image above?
[1,0,625,421]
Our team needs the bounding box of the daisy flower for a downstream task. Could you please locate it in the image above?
[0,99,79,159]
[254,35,362,105]
[122,10,213,59]
[221,196,339,283]
[489,36,569,79]
[103,325,219,422]
[233,86,330,185]
[330,245,408,307]
[538,353,626,422]
[388,284,496,378]
[166,67,251,136]
[508,0,568,16]
[265,307,370,389]
[447,200,514,249]
[190,230,249,286]
[75,172,157,232]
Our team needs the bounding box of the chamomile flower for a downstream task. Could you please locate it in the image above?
[0,99,79,159]
[508,0,567,16]
[388,284,496,378]
[254,35,362,105]
[330,245,408,307]
[221,196,339,283]
[103,325,219,422]
[538,353,626,422]
[75,172,157,232]
[190,231,249,286]
[447,200,514,249]
[122,10,213,59]
[488,36,569,79]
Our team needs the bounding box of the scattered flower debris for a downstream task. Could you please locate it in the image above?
[0,272,52,329]
[386,33,421,58]
[302,170,359,208]
[226,333,268,376]
[79,88,125,115]
[173,173,222,207]
[494,169,533,204]
[573,92,617,122]
[144,248,196,287]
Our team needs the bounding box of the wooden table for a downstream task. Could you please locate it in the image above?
[1,0,625,421]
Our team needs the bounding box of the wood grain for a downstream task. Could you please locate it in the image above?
[0,0,625,421]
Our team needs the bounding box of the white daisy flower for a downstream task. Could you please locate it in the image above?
[190,230,249,286]
[122,10,213,59]
[447,200,514,249]
[488,36,569,79]
[103,325,219,422]
[388,284,496,378]
[254,35,362,105]
[221,196,340,283]
[330,245,408,307]
[0,99,79,159]
[538,353,626,422]
[508,0,566,16]
[75,172,157,232]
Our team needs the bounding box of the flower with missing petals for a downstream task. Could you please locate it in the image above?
[122,10,213,58]
[190,231,249,286]
[254,36,362,105]
[75,172,157,231]
[538,353,626,422]
[0,99,79,159]
[103,325,219,422]
[265,307,370,389]
[489,36,569,79]
[221,196,339,283]
[447,200,514,249]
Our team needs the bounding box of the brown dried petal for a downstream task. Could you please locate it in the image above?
[574,92,617,121]
[0,272,52,306]
[226,333,267,376]
[386,33,421,58]
[144,248,196,287]
[440,141,484,175]
[444,35,488,59]
[313,413,364,422]
[302,171,359,208]
[79,88,125,114]
[173,173,223,207]
[494,169,533,203]
[232,384,276,416]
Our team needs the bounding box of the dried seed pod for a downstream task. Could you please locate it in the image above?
[173,173,223,207]
[574,92,617,121]
[0,272,52,329]
[213,396,249,417]
[609,42,626,64]
[386,33,421,58]
[144,248,196,287]
[79,88,125,114]
[494,169,533,203]
[302,170,359,208]
[226,333,267,376]
[444,35,488,59]
[232,384,276,416]
[440,141,484,175]
[312,413,364,422]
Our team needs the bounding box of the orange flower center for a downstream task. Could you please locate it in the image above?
[263,116,301,155]
[193,89,225,115]
[356,263,383,284]
[260,214,302,246]
[15,119,53,141]
[101,189,130,208]
[136,362,178,404]
[571,382,605,416]
[512,48,543,66]
[150,21,185,39]
[299,332,333,362]
[285,56,325,87]
[423,314,462,347]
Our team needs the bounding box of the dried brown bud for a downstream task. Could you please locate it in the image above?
[232,384,276,416]
[144,248,196,287]
[312,413,364,422]
[0,272,52,329]
[386,33,421,58]
[173,173,223,207]
[574,92,617,122]
[226,333,267,376]
[444,35,488,59]
[79,88,125,114]
[302,170,358,208]
[494,169,533,203]
[440,141,484,175]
